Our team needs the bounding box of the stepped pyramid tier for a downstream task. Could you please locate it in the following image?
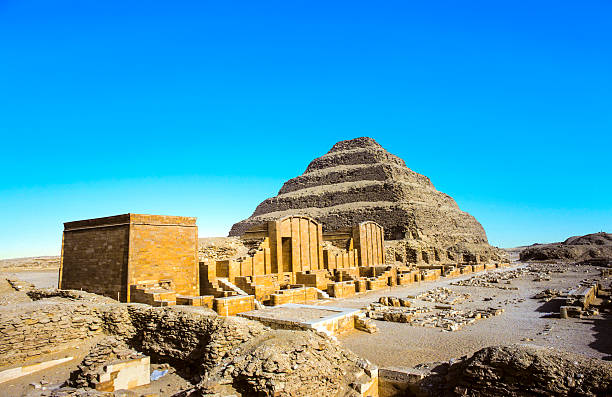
[230,137,506,264]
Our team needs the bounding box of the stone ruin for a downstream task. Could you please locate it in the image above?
[367,287,504,332]
[230,137,507,266]
[201,216,389,307]
[379,344,612,396]
[0,289,380,396]
[3,138,610,396]
[59,211,509,321]
[60,214,199,303]
[56,137,513,320]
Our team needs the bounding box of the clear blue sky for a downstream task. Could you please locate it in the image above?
[1,1,610,258]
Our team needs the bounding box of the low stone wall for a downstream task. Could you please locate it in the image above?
[445,268,461,278]
[472,264,485,272]
[566,283,599,311]
[0,295,267,370]
[270,287,318,305]
[213,295,255,316]
[235,274,283,302]
[397,271,418,285]
[460,265,473,274]
[354,279,367,292]
[328,281,356,298]
[421,270,439,282]
[175,295,213,308]
[0,301,104,366]
[295,271,329,290]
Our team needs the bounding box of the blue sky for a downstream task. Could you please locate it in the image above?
[1,1,610,258]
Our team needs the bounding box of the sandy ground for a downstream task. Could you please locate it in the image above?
[3,270,59,289]
[0,256,59,273]
[331,263,611,367]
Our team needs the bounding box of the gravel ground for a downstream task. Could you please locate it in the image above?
[3,270,59,289]
[332,263,611,367]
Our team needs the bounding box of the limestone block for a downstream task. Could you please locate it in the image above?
[96,356,150,392]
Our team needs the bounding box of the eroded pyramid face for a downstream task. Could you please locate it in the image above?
[230,137,490,251]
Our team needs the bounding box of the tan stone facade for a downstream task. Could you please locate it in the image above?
[58,212,505,317]
[59,214,199,302]
[200,216,389,304]
[240,216,325,273]
[323,221,386,267]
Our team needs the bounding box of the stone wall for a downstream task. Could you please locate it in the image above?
[60,221,130,300]
[0,295,266,370]
[127,215,199,297]
[295,271,330,290]
[328,281,356,298]
[0,301,104,365]
[270,287,318,305]
[60,213,199,302]
[111,305,266,369]
[367,277,388,290]
[212,295,256,316]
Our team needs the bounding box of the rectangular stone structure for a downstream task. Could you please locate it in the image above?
[59,213,199,302]
[323,221,385,267]
[240,215,325,274]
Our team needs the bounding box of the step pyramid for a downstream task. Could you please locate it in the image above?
[230,137,504,263]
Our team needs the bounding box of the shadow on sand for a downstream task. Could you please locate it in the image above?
[535,298,563,314]
[589,313,612,361]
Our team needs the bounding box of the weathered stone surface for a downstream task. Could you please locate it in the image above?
[230,137,505,264]
[520,232,612,262]
[0,291,263,369]
[60,213,199,302]
[68,336,141,389]
[191,329,378,397]
[411,344,612,396]
[2,287,379,396]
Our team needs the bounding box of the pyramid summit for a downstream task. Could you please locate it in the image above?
[230,137,505,264]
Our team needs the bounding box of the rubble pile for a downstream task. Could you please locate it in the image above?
[366,303,503,332]
[366,286,505,331]
[354,314,378,334]
[533,288,563,301]
[198,237,250,261]
[408,287,470,305]
[450,267,529,289]
[392,344,612,396]
[185,330,379,396]
[1,287,380,396]
[527,262,568,279]
[500,297,525,306]
[0,277,32,306]
[378,296,412,307]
